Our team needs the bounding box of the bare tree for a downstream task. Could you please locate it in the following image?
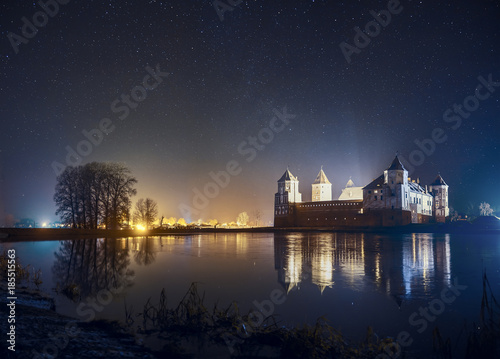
[133,198,158,229]
[237,212,249,226]
[54,162,137,229]
[449,207,459,222]
[479,202,494,216]
[252,210,262,227]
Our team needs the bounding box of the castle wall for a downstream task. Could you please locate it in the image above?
[274,201,416,228]
[293,200,363,227]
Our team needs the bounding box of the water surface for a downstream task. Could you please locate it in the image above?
[3,232,499,356]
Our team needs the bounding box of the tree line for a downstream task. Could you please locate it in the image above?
[54,161,264,229]
[54,162,137,229]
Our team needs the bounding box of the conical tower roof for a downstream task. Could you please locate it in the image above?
[430,174,447,186]
[278,168,297,182]
[387,155,406,171]
[313,167,331,184]
[346,178,355,188]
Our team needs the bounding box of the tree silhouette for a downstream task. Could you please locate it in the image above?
[54,162,137,229]
[133,198,158,229]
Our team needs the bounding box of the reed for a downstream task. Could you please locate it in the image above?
[432,271,500,358]
[129,283,397,358]
[0,250,43,289]
[464,272,500,357]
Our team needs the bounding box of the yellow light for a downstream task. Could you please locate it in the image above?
[136,224,146,231]
[42,222,47,228]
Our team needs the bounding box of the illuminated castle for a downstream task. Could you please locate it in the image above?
[274,156,449,228]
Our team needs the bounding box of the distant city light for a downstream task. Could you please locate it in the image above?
[42,222,47,228]
[136,224,146,231]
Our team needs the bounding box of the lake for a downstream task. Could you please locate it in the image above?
[2,231,499,357]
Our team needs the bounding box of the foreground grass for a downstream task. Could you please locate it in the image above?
[126,275,500,359]
[432,272,500,359]
[124,283,402,358]
[0,249,43,289]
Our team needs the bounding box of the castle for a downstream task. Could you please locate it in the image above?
[274,156,449,228]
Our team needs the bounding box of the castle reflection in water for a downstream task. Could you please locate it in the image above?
[274,233,451,303]
[97,232,451,305]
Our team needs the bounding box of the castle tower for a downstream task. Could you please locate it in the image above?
[384,155,409,189]
[274,168,302,226]
[384,155,410,210]
[276,168,302,204]
[311,166,332,202]
[429,175,449,223]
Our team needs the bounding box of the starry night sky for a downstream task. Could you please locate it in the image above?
[0,0,499,225]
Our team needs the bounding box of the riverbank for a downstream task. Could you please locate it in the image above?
[0,227,275,241]
[2,218,499,242]
[0,283,158,359]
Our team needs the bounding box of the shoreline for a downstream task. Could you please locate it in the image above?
[0,285,158,359]
[1,221,499,242]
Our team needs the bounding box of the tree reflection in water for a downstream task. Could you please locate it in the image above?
[131,236,157,266]
[52,238,135,300]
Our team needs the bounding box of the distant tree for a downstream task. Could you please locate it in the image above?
[133,198,158,229]
[449,207,459,222]
[252,210,262,227]
[465,202,477,218]
[107,163,138,229]
[479,202,494,216]
[237,212,249,226]
[165,217,177,226]
[54,162,137,229]
[208,219,218,227]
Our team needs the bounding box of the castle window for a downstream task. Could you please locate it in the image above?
[381,196,383,200]
[381,190,383,193]
[374,196,377,200]
[368,190,371,194]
